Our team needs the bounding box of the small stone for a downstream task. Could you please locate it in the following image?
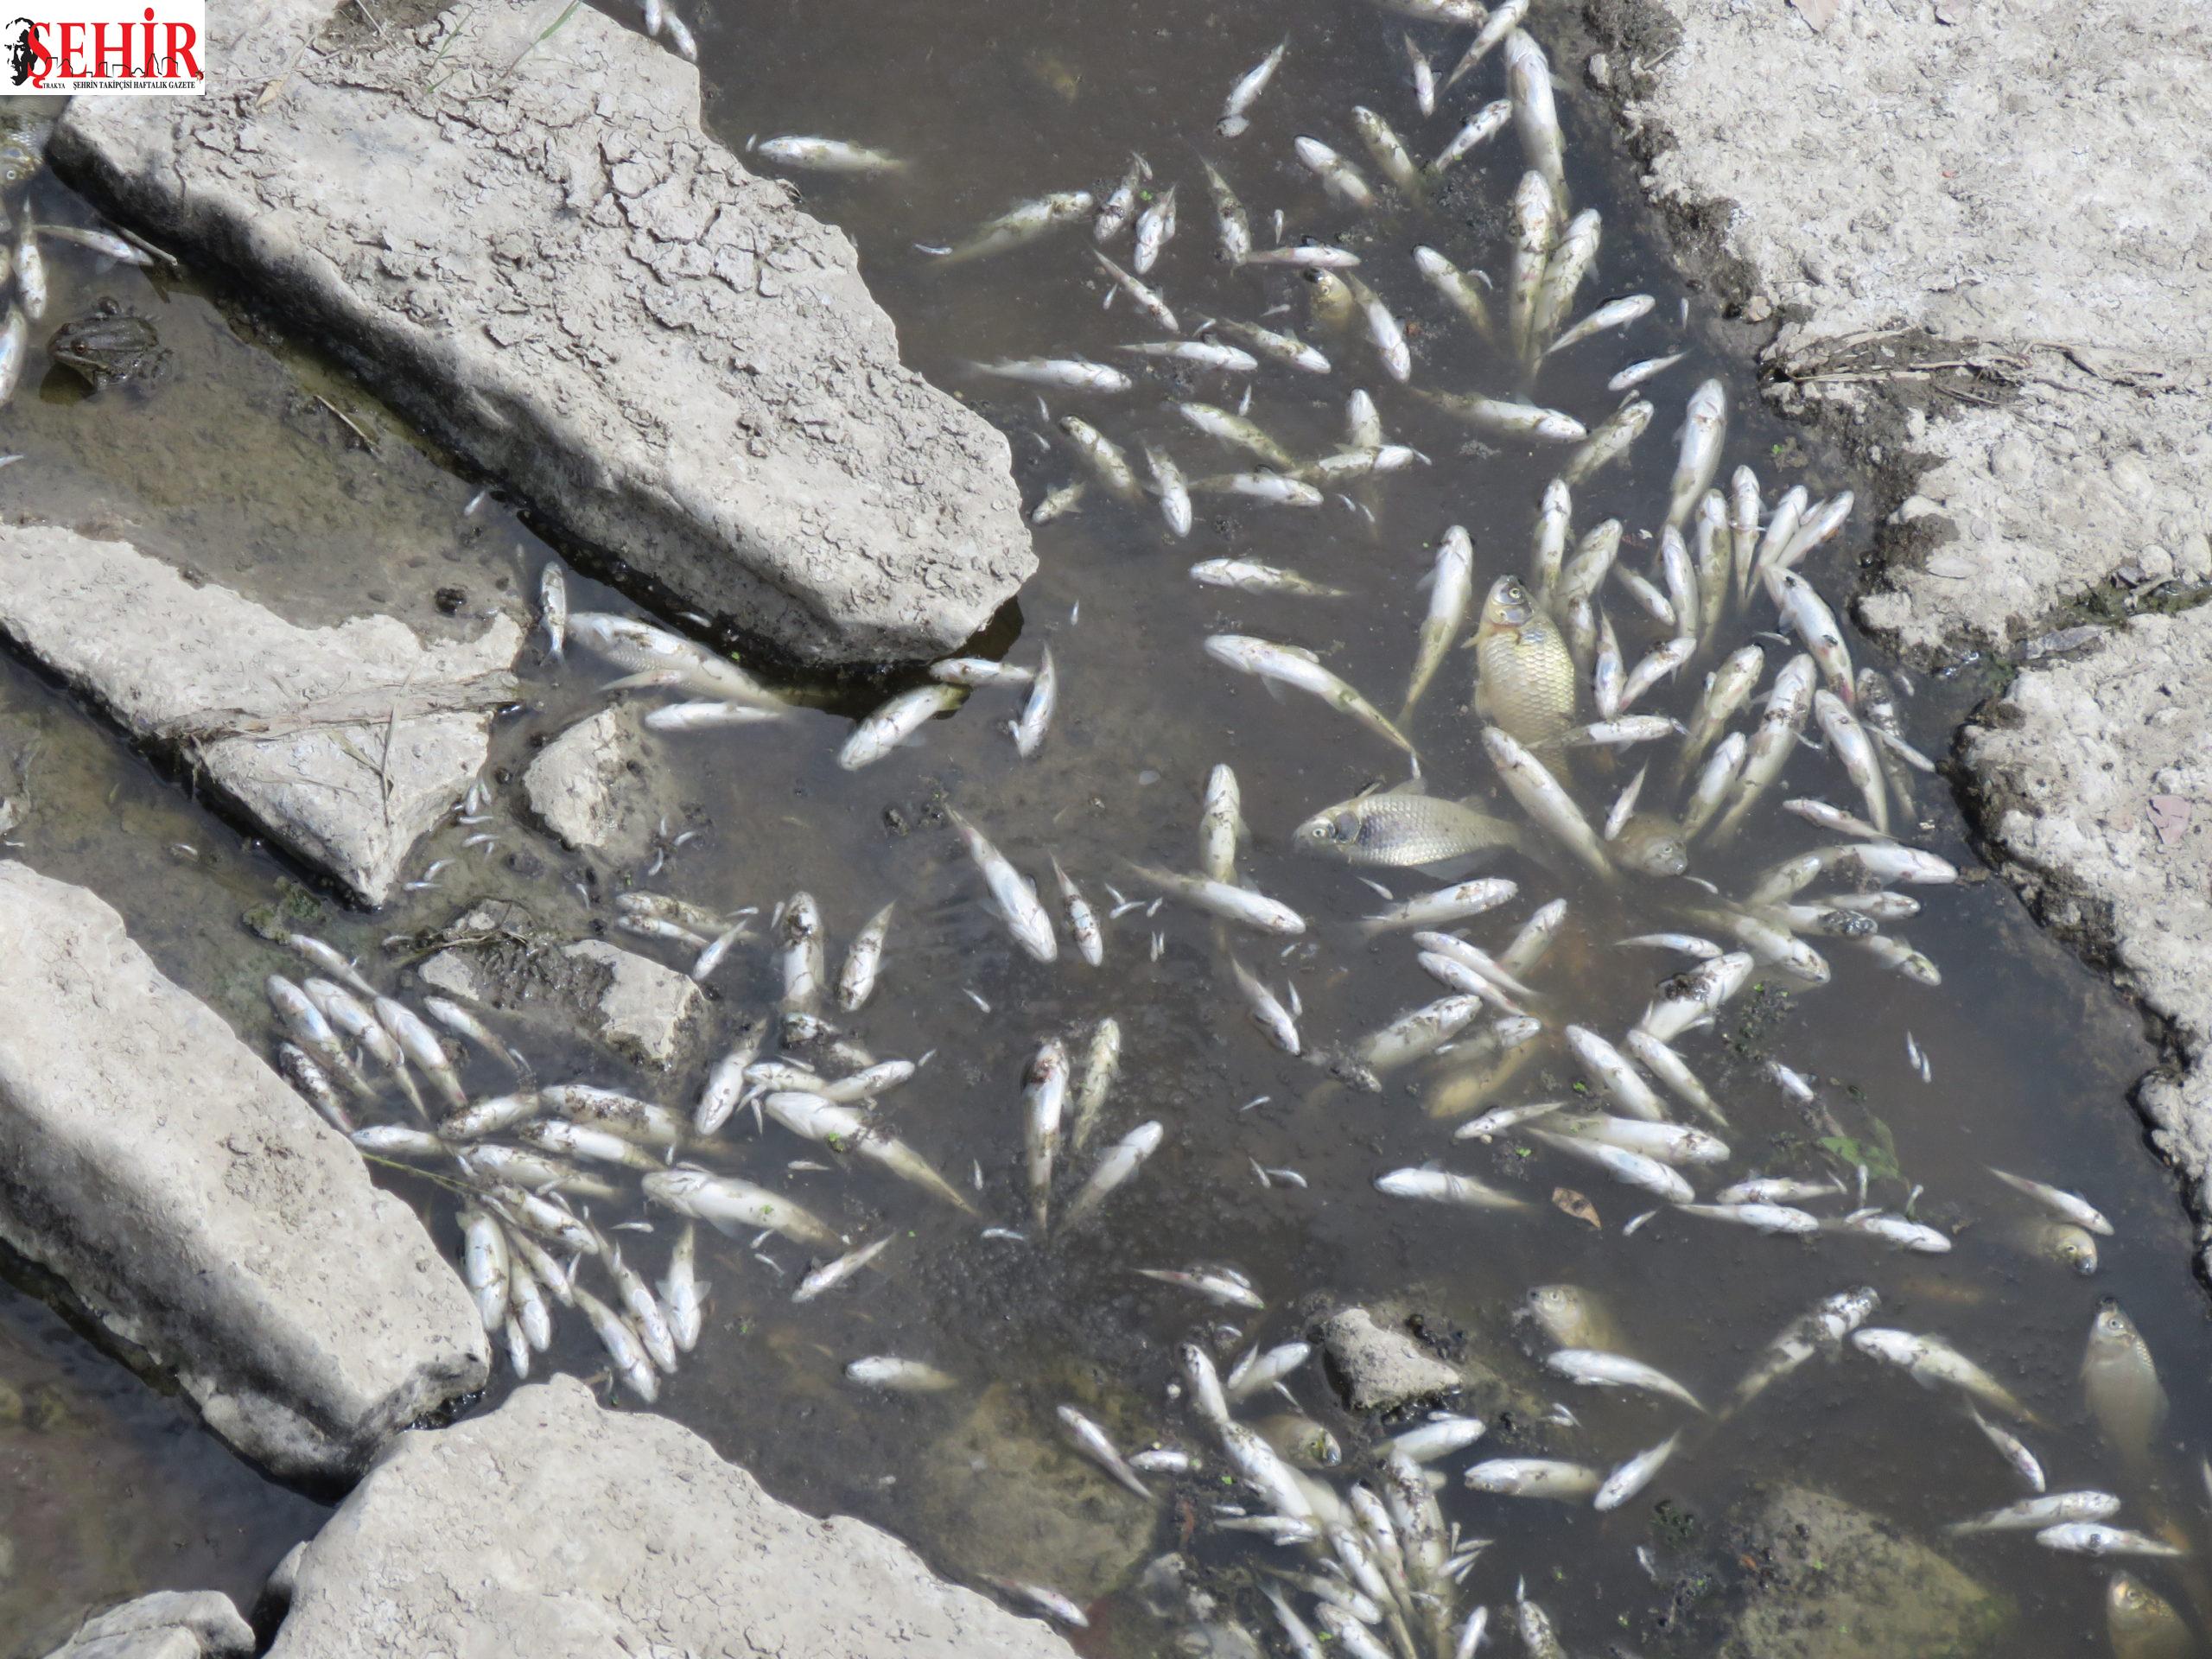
[560,940,703,1070]
[522,709,657,863]
[1743,295,1774,321]
[1319,1306,1464,1412]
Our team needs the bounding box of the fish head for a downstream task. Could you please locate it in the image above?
[1293,804,1363,855]
[1479,574,1539,634]
[2088,1296,2145,1357]
[2052,1230,2100,1274]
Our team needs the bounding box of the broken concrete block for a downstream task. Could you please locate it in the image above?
[0,528,514,907]
[0,862,490,1485]
[53,0,1033,667]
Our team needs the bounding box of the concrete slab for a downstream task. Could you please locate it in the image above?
[1586,0,2212,658]
[263,1375,1077,1658]
[0,528,516,907]
[52,0,1034,668]
[0,861,489,1486]
[38,1591,254,1659]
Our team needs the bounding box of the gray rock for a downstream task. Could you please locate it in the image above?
[1721,1485,2009,1659]
[40,1589,253,1659]
[0,862,489,1484]
[262,1375,1077,1657]
[521,709,655,863]
[411,907,702,1071]
[557,940,703,1070]
[53,0,1033,667]
[0,528,515,906]
[1319,1306,1465,1413]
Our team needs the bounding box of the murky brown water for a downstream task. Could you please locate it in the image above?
[0,0,2208,1650]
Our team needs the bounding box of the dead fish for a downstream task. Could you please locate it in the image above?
[1133,184,1178,274]
[1217,40,1287,137]
[792,1234,893,1303]
[1427,99,1513,177]
[946,806,1058,962]
[1191,559,1346,598]
[971,357,1133,394]
[1205,634,1415,757]
[750,135,907,174]
[1294,135,1375,210]
[2082,1299,2167,1470]
[1403,525,1474,719]
[930,190,1094,263]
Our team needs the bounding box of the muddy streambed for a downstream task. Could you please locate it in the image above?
[0,0,2209,1651]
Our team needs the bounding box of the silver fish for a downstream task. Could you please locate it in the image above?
[793,1234,893,1303]
[1198,160,1254,265]
[1095,153,1150,245]
[1413,245,1494,343]
[1504,30,1565,208]
[846,1356,959,1392]
[1064,1120,1163,1228]
[1427,99,1512,177]
[2035,1524,2186,1560]
[1217,39,1287,137]
[1174,401,1298,469]
[1483,727,1611,879]
[1545,1348,1706,1412]
[1122,862,1304,934]
[1559,402,1650,493]
[971,356,1133,394]
[1191,558,1344,597]
[1059,416,1146,502]
[1205,634,1415,757]
[1092,251,1179,333]
[1143,444,1194,539]
[1463,1459,1601,1500]
[1664,379,1726,530]
[1548,293,1655,355]
[641,1166,840,1249]
[1374,1166,1531,1211]
[538,564,568,659]
[751,134,906,174]
[1950,1491,2119,1535]
[947,807,1058,962]
[1133,184,1178,275]
[1024,1039,1069,1231]
[1294,136,1375,209]
[932,190,1094,263]
[1595,1431,1681,1511]
[1403,525,1473,719]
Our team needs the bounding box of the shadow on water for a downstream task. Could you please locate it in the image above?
[0,0,2202,1651]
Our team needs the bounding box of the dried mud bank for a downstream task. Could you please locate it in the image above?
[1577,0,2212,1268]
[50,0,1036,669]
[0,863,488,1488]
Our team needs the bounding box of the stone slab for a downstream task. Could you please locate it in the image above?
[0,862,488,1486]
[1590,0,2212,658]
[0,528,515,907]
[263,1375,1077,1658]
[52,0,1033,668]
[40,1591,254,1659]
[521,708,656,864]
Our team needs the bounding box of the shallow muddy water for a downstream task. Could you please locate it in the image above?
[1,0,2209,1652]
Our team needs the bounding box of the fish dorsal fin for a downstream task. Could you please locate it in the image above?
[1385,775,1429,797]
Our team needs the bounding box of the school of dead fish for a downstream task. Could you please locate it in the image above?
[252,10,2205,1657]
